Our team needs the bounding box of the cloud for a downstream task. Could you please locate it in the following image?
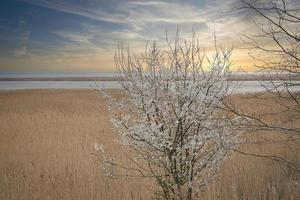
[13,20,31,57]
[20,0,238,31]
[20,0,126,24]
[20,30,31,42]
[53,31,92,44]
[15,46,29,56]
[10,0,260,71]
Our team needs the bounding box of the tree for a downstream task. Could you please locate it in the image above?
[96,33,246,200]
[242,0,299,132]
[223,0,300,172]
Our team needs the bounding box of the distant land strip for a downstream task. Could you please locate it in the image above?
[0,74,299,81]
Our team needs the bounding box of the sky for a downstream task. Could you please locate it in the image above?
[0,0,280,72]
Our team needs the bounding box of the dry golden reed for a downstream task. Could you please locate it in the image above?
[0,90,299,200]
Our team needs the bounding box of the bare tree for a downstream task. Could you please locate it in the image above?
[224,0,300,172]
[96,33,246,200]
[242,0,299,131]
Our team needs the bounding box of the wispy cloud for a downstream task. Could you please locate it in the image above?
[20,0,238,30]
[13,19,31,57]
[4,0,259,71]
[20,0,249,42]
[15,46,28,56]
[20,0,126,24]
[53,31,92,45]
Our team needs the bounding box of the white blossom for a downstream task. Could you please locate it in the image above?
[98,34,246,199]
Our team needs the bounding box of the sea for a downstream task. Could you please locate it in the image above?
[0,72,299,94]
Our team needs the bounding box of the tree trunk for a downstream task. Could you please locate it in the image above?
[187,187,192,200]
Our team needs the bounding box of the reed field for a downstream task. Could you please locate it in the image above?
[0,89,299,200]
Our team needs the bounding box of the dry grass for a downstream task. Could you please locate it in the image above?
[0,89,299,200]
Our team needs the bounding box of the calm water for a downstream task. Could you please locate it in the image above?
[1,72,299,93]
[0,80,299,94]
